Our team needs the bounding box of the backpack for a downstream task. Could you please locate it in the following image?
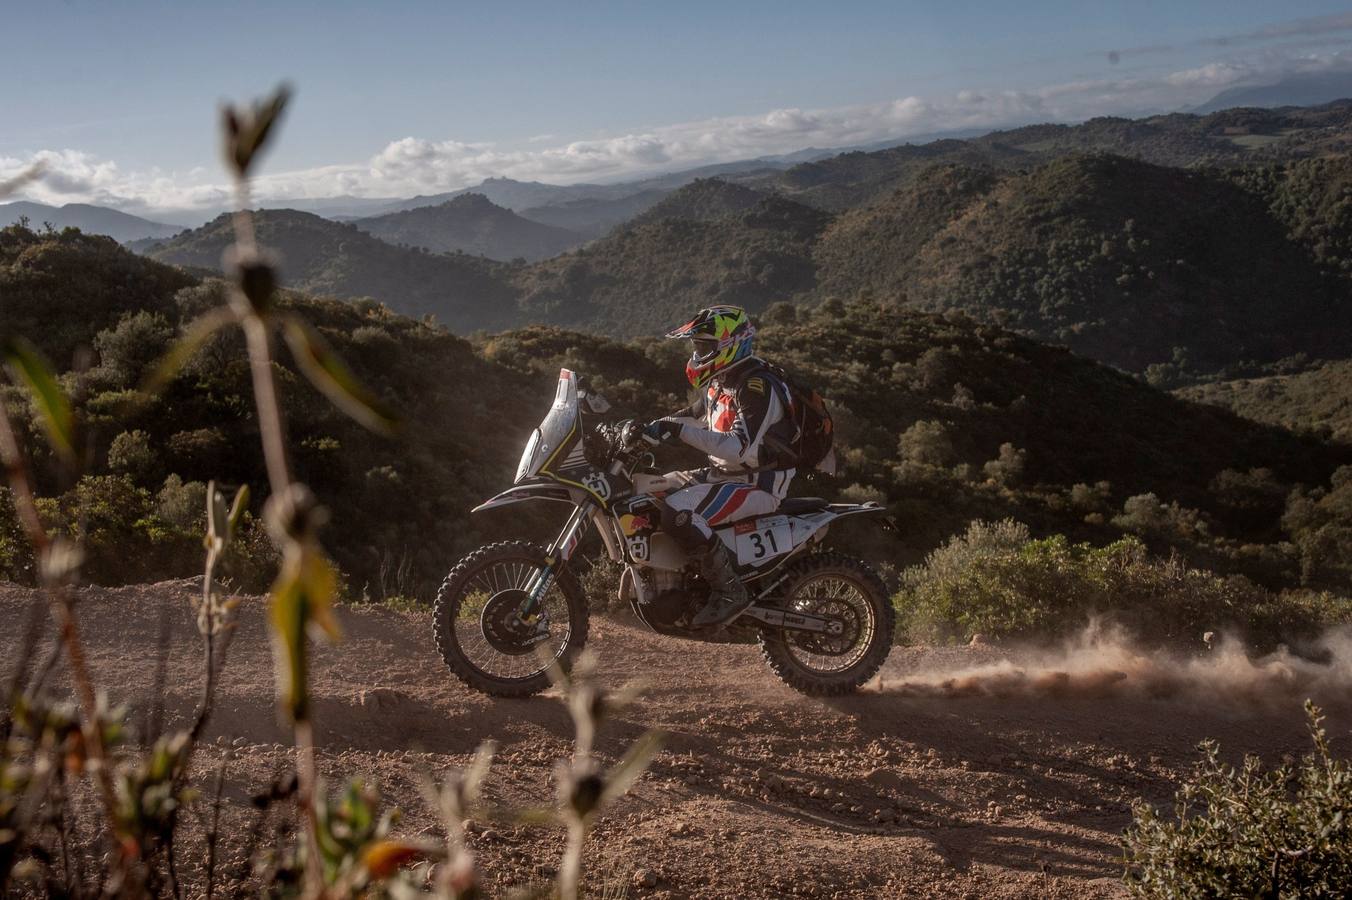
[738,362,836,474]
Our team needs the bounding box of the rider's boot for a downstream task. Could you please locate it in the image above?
[691,541,752,627]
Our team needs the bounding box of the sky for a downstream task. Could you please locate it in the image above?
[4,1,1352,216]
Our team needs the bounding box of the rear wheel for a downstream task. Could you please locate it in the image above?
[758,552,894,696]
[432,541,589,697]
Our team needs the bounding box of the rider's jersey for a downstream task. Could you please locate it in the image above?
[668,358,793,473]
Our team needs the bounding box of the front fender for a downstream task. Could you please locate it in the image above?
[472,482,577,513]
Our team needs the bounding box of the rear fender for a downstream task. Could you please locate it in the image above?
[472,482,578,513]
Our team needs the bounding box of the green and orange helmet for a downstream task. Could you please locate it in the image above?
[666,305,756,389]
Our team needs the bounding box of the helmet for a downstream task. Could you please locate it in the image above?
[666,306,756,389]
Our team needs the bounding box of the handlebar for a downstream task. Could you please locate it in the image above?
[586,418,654,472]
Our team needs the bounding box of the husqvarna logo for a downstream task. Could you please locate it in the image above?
[582,472,610,500]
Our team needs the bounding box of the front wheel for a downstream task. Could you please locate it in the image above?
[432,541,589,697]
[759,552,894,696]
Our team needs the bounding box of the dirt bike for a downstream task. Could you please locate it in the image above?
[432,368,895,698]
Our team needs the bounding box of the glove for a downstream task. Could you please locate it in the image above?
[643,419,682,445]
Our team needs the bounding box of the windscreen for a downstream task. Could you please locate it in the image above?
[516,369,579,482]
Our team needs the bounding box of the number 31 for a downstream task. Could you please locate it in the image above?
[748,529,779,558]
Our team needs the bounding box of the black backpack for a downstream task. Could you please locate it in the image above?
[739,362,835,473]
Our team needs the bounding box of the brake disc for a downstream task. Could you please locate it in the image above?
[790,597,860,656]
[480,589,550,656]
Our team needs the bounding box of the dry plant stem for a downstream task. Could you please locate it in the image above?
[229,181,321,896]
[240,314,292,494]
[204,756,228,900]
[559,820,587,900]
[238,306,322,894]
[0,398,122,854]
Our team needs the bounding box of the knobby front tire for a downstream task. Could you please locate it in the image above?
[432,541,590,698]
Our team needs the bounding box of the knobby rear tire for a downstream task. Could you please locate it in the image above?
[759,552,895,696]
[432,541,590,698]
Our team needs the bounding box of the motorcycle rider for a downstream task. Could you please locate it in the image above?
[642,305,797,627]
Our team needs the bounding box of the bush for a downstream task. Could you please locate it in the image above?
[896,520,1352,646]
[983,442,1026,485]
[36,474,200,584]
[897,419,953,466]
[1123,703,1352,899]
[155,474,207,530]
[107,429,158,483]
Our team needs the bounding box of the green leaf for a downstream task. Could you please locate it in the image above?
[228,485,250,540]
[142,306,237,395]
[2,337,76,465]
[222,84,292,177]
[281,316,398,435]
[269,541,341,723]
[206,480,228,550]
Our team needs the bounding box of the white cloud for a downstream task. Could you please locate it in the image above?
[6,44,1352,217]
[1166,62,1253,88]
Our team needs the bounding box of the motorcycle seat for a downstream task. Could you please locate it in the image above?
[777,496,830,516]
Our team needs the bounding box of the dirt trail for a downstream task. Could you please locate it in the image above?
[4,581,1349,899]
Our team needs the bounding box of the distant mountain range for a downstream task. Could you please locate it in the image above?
[20,94,1352,246]
[0,201,181,243]
[352,193,584,261]
[1193,71,1352,115]
[140,99,1352,382]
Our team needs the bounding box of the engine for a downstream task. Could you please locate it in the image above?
[621,567,705,632]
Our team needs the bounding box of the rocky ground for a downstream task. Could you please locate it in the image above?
[3,580,1349,898]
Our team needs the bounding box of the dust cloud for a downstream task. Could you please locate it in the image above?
[881,623,1352,707]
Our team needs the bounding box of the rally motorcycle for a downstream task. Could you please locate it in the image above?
[432,369,895,698]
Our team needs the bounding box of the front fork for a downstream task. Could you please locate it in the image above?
[519,502,594,619]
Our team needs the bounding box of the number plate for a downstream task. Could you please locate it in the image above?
[735,516,792,566]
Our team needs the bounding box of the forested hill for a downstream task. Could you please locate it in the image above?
[139,101,1352,382]
[352,193,584,262]
[6,222,1352,601]
[145,209,521,332]
[739,100,1352,210]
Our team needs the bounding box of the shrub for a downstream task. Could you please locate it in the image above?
[1069,480,1112,511]
[0,487,33,582]
[983,442,1026,485]
[1123,703,1352,899]
[37,474,199,584]
[897,419,953,466]
[156,474,207,529]
[107,429,158,483]
[92,310,175,387]
[896,520,1352,646]
[1114,492,1209,541]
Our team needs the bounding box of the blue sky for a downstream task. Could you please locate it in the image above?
[4,1,1352,213]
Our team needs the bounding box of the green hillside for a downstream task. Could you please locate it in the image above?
[1179,360,1352,443]
[513,195,830,334]
[630,178,771,224]
[749,101,1352,211]
[813,155,1351,373]
[137,102,1352,381]
[147,209,522,331]
[1,224,196,365]
[353,193,583,262]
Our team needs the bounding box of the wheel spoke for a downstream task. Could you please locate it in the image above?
[451,558,571,682]
[785,573,876,673]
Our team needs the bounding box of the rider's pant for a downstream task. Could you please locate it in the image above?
[635,468,794,550]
